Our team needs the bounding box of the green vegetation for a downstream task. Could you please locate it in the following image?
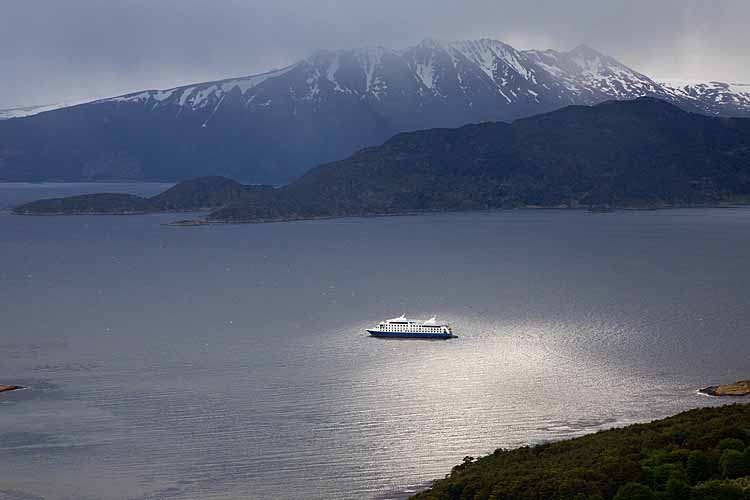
[412,404,750,500]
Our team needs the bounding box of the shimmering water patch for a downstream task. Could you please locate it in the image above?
[1,192,748,499]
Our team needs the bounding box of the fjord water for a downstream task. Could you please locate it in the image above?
[1,184,748,500]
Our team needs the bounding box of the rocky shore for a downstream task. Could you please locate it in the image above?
[699,380,750,397]
[162,219,212,227]
[0,385,22,394]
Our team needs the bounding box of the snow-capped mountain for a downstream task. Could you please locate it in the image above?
[658,79,750,116]
[523,45,673,102]
[95,39,683,126]
[1,38,748,183]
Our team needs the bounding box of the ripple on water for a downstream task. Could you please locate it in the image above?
[1,203,749,499]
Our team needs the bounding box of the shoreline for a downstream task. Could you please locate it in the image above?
[698,380,750,397]
[0,385,23,394]
[164,203,750,226]
[410,404,750,499]
[10,202,750,226]
[12,208,211,217]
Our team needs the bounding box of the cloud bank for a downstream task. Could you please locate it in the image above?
[1,0,747,107]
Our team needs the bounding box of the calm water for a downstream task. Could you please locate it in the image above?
[0,183,748,500]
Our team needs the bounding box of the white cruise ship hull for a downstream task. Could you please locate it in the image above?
[366,329,456,339]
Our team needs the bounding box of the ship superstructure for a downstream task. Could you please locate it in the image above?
[366,315,456,339]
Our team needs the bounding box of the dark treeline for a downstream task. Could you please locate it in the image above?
[413,404,750,500]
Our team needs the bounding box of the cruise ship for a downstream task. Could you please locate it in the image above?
[366,315,456,339]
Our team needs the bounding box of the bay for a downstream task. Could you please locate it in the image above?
[0,184,747,500]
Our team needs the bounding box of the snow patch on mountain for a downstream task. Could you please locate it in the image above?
[325,53,345,92]
[415,58,436,89]
[356,47,387,96]
[523,45,668,102]
[19,38,744,124]
[728,83,750,95]
[452,39,533,81]
[659,79,750,96]
[101,64,299,109]
[658,78,750,115]
[0,99,94,120]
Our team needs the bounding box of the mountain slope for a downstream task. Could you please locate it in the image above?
[207,98,750,222]
[659,79,750,117]
[14,99,750,220]
[2,39,749,183]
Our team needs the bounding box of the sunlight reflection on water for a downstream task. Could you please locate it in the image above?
[1,191,748,499]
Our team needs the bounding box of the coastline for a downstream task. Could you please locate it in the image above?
[698,380,750,397]
[0,385,23,394]
[10,197,750,226]
[163,203,750,227]
[12,208,212,217]
[410,404,750,499]
[10,175,750,225]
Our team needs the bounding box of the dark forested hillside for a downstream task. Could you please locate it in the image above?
[12,176,269,214]
[15,99,750,221]
[412,404,750,500]
[208,98,750,222]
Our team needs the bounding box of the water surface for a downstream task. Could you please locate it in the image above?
[0,184,748,500]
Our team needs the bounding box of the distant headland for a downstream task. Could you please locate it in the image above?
[0,385,22,394]
[12,99,750,225]
[13,176,273,216]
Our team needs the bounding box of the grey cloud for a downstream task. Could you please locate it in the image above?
[1,0,748,107]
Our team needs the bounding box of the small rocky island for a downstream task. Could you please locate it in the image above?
[699,380,750,397]
[13,176,273,216]
[0,385,22,394]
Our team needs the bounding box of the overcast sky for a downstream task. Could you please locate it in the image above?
[1,0,748,108]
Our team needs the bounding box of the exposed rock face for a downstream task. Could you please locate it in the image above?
[700,381,750,397]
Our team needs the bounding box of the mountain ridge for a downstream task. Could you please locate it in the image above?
[2,38,750,183]
[206,97,750,222]
[14,98,750,221]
